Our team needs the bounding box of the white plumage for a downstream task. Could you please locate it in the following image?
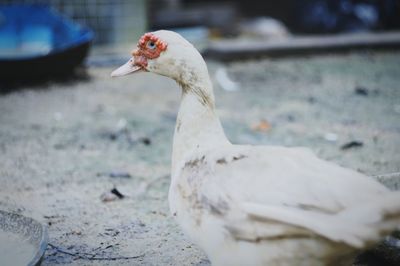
[112,30,400,266]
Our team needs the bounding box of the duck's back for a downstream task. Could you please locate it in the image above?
[170,144,400,266]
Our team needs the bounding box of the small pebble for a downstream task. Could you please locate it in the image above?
[307,96,316,104]
[287,115,295,122]
[100,192,118,202]
[251,119,272,132]
[354,86,369,96]
[139,137,152,145]
[111,188,125,199]
[108,132,118,141]
[109,172,131,178]
[341,141,364,150]
[116,118,127,131]
[101,188,125,202]
[324,132,338,142]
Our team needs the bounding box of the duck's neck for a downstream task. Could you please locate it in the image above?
[172,74,229,170]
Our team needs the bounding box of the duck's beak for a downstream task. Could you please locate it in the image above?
[111,58,142,77]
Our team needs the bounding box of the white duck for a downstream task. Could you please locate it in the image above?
[111,30,400,266]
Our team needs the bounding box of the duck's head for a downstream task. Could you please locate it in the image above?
[111,30,207,83]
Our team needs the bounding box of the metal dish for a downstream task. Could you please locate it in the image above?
[0,210,48,266]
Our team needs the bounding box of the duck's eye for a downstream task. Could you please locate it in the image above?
[147,41,156,50]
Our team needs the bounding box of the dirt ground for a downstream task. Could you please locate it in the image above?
[0,51,400,265]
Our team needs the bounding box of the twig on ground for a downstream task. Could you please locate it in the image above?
[48,243,144,261]
[144,174,169,191]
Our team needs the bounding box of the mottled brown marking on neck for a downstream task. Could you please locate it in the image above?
[175,60,214,109]
[178,81,214,109]
[192,87,214,109]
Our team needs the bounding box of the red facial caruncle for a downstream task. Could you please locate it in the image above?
[131,32,168,69]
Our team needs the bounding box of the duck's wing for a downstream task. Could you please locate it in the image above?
[176,145,400,248]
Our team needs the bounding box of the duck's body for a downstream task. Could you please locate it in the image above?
[112,30,400,266]
[170,144,395,266]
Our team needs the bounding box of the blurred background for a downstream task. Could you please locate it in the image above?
[0,1,400,266]
[0,0,399,74]
[0,0,399,83]
[0,0,400,80]
[2,0,399,44]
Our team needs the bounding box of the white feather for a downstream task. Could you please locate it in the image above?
[114,30,400,266]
